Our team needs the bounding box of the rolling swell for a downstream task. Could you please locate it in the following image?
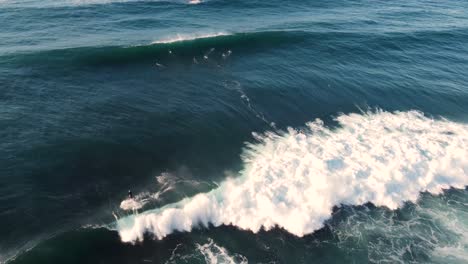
[0,0,205,8]
[4,27,468,69]
[3,0,468,262]
[2,31,306,68]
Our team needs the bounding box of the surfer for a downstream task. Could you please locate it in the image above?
[128,190,133,199]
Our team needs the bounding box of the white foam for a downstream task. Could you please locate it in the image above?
[430,196,468,262]
[197,239,247,264]
[327,190,468,263]
[116,110,468,242]
[119,174,176,211]
[151,32,228,45]
[70,0,202,6]
[0,0,204,8]
[120,198,144,211]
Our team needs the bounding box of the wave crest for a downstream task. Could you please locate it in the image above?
[151,32,228,44]
[6,31,302,67]
[0,0,204,8]
[116,110,468,242]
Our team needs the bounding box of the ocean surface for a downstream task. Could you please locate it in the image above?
[1,0,468,263]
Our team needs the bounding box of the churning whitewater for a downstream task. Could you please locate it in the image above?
[3,0,468,262]
[116,110,468,242]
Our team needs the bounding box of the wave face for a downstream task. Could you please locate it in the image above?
[150,32,228,44]
[116,110,468,242]
[0,0,201,8]
[3,0,468,262]
[3,31,302,68]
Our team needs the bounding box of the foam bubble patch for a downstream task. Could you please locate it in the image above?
[120,198,144,211]
[197,239,247,264]
[116,110,468,242]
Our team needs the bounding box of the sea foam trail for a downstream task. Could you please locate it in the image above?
[116,110,468,242]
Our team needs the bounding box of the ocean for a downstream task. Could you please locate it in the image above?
[1,0,467,263]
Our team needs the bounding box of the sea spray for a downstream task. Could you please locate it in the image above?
[116,110,467,242]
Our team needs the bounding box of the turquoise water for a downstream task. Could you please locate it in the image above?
[1,0,467,263]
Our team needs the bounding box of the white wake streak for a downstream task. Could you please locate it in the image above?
[116,110,468,242]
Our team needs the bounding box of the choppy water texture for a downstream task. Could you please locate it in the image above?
[1,0,468,263]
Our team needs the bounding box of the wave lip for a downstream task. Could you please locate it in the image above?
[0,0,204,8]
[150,32,229,44]
[5,30,302,67]
[116,110,468,242]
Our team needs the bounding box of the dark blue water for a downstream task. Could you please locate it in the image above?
[1,0,467,263]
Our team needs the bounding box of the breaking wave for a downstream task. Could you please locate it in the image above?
[4,31,303,67]
[0,0,205,8]
[151,32,228,44]
[115,110,468,242]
